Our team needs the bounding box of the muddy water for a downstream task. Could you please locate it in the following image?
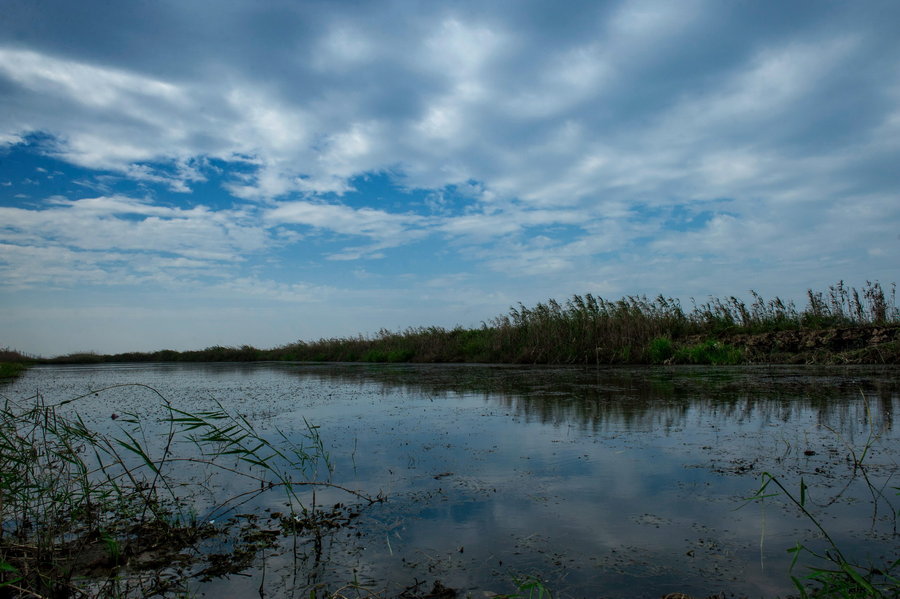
[5,363,898,598]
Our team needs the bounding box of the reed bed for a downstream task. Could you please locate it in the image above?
[266,280,900,365]
[36,281,900,366]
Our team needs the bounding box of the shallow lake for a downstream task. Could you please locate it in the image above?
[3,363,898,598]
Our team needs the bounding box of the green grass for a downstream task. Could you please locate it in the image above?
[674,339,744,365]
[0,348,33,381]
[648,337,675,364]
[0,362,27,380]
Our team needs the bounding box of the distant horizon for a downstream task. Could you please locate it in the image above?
[9,280,894,360]
[3,1,898,357]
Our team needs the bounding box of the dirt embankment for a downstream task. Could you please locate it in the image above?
[712,325,900,364]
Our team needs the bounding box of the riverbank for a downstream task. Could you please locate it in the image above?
[704,323,900,364]
[0,348,32,379]
[15,281,900,366]
[0,362,28,380]
[34,324,900,367]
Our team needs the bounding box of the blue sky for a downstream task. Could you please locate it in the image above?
[2,1,899,356]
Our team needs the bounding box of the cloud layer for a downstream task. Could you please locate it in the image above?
[1,0,899,354]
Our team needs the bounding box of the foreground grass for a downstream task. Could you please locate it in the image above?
[0,385,378,598]
[747,395,900,598]
[41,280,900,366]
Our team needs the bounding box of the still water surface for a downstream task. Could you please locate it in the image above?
[4,363,898,598]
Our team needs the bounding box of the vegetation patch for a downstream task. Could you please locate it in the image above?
[0,349,33,382]
[0,385,379,597]
[648,337,675,364]
[0,363,27,381]
[746,405,900,598]
[35,281,900,366]
[674,339,744,365]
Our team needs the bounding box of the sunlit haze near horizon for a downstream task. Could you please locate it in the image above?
[2,1,899,357]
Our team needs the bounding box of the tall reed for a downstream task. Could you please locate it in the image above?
[42,281,899,366]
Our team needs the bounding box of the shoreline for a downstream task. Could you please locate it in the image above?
[15,323,900,367]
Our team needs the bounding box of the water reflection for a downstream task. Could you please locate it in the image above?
[286,363,898,435]
[3,364,897,598]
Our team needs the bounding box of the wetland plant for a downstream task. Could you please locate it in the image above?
[748,395,899,598]
[0,384,376,597]
[0,363,27,381]
[0,349,33,381]
[674,339,744,365]
[48,280,899,366]
[648,337,676,364]
[751,474,899,598]
[496,574,553,599]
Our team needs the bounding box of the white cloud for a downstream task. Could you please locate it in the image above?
[266,200,425,241]
[215,276,337,303]
[439,207,586,241]
[0,48,185,111]
[0,132,24,146]
[0,196,274,292]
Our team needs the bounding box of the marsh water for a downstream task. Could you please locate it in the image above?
[4,363,899,598]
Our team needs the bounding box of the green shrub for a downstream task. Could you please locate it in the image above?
[648,337,675,363]
[386,348,414,362]
[0,362,27,380]
[676,339,744,365]
[459,329,492,361]
[361,349,388,362]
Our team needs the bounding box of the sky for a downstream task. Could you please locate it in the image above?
[1,0,899,357]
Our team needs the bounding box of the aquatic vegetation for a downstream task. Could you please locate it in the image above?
[647,336,744,365]
[0,348,33,381]
[0,384,377,597]
[0,363,27,381]
[747,394,900,598]
[3,362,897,597]
[648,337,675,364]
[673,339,744,365]
[496,574,553,599]
[751,474,899,598]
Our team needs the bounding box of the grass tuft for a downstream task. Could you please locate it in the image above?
[0,384,376,596]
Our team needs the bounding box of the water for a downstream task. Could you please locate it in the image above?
[3,363,898,598]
